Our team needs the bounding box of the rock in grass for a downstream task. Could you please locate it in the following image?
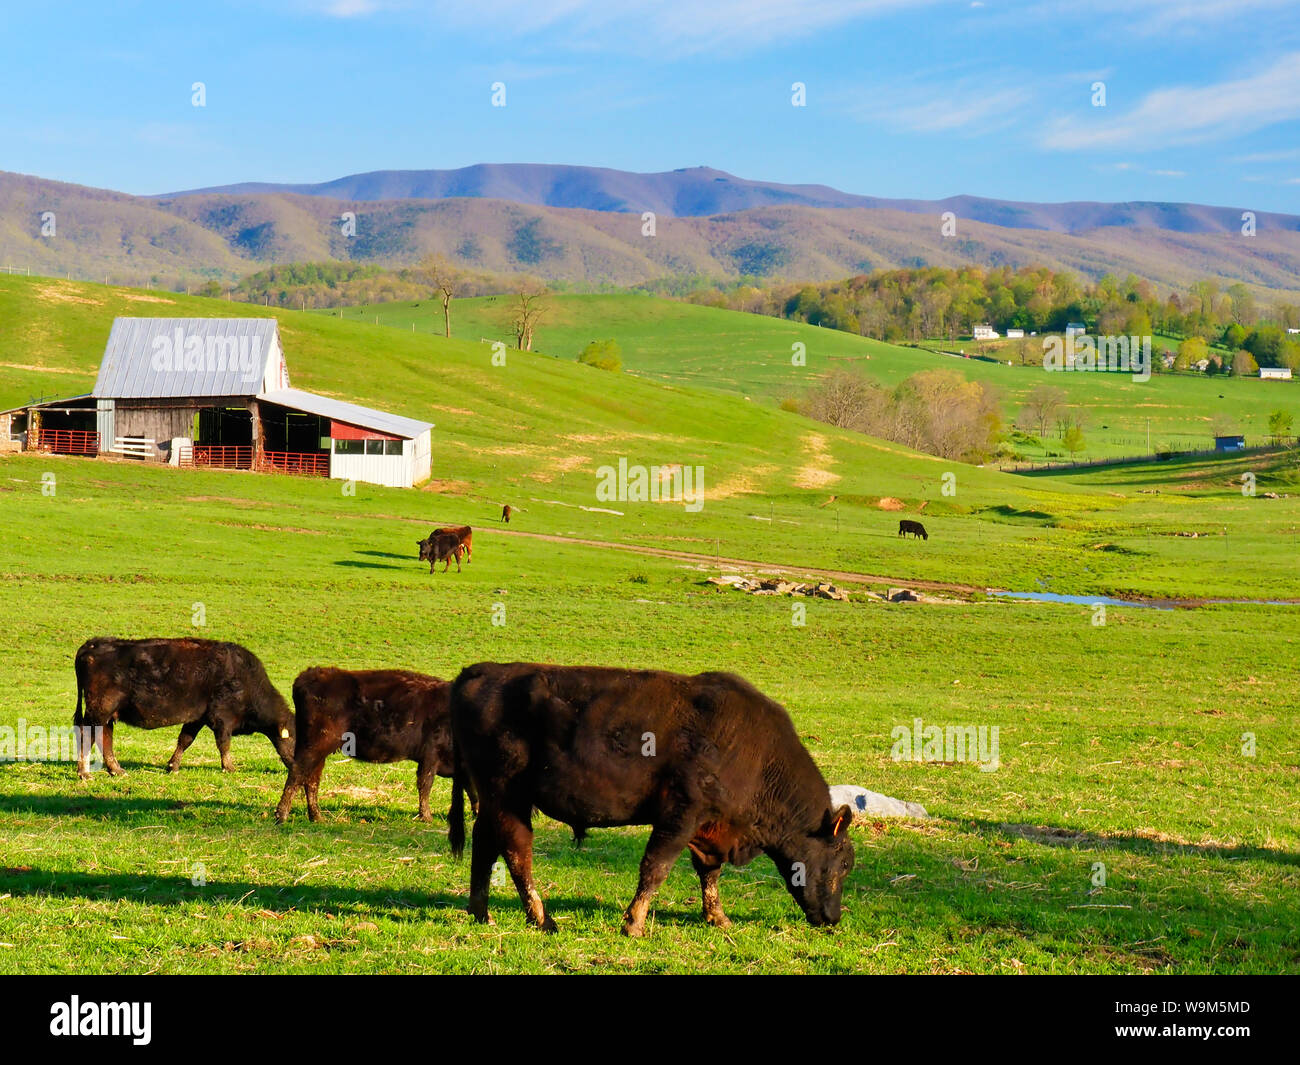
[829,784,929,819]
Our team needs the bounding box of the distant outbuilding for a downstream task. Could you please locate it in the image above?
[1214,435,1246,452]
[1260,366,1293,380]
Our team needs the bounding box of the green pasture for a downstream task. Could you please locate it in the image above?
[329,292,1299,461]
[1,274,1297,973]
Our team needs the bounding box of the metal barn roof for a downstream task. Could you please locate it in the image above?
[94,318,280,399]
[258,388,433,440]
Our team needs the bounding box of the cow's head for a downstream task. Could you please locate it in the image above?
[780,804,855,927]
[417,537,432,562]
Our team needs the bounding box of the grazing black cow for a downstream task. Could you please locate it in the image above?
[898,519,928,540]
[417,525,473,573]
[73,637,294,780]
[276,667,475,824]
[448,663,855,936]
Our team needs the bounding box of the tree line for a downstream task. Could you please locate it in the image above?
[682,266,1300,369]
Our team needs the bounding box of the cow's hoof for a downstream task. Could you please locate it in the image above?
[540,916,558,934]
[705,913,732,929]
[417,812,434,824]
[620,920,647,938]
[106,766,127,778]
[467,905,494,926]
[166,763,180,774]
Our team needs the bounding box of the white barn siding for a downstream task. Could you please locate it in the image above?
[330,441,414,489]
[412,429,431,484]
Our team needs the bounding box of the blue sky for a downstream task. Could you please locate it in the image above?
[3,0,1299,211]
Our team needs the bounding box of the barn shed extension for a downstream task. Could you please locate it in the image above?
[19,317,433,489]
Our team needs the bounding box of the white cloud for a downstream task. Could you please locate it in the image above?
[1041,51,1300,150]
[835,76,1033,136]
[298,0,937,50]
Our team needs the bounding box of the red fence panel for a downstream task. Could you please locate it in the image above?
[191,445,253,470]
[259,451,330,477]
[35,429,99,455]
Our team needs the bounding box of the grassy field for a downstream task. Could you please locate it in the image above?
[2,274,1298,973]
[327,293,1300,461]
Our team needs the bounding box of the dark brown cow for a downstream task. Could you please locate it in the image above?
[276,667,473,824]
[448,663,855,937]
[73,637,294,780]
[500,505,513,524]
[417,525,473,573]
[898,519,928,540]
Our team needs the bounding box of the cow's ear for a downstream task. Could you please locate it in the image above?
[821,805,853,837]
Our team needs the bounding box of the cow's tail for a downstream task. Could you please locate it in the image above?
[73,648,86,728]
[449,770,467,860]
[449,712,467,859]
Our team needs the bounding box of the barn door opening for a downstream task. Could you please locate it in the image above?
[191,407,254,469]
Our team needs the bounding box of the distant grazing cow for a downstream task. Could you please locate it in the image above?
[501,505,513,524]
[276,667,475,824]
[448,663,855,936]
[898,519,928,540]
[73,637,294,780]
[417,525,472,573]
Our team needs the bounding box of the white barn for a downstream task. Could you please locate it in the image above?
[21,317,433,489]
[1260,366,1293,380]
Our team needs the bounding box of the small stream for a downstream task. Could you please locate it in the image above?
[991,590,1299,610]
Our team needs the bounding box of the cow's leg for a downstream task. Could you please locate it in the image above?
[415,757,435,822]
[622,825,692,937]
[304,759,326,822]
[689,850,731,929]
[99,721,127,777]
[275,763,303,823]
[210,720,235,772]
[495,806,555,932]
[467,805,501,925]
[75,718,97,780]
[167,721,204,773]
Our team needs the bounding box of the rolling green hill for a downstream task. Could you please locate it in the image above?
[328,292,1300,460]
[5,273,1300,601]
[3,272,1299,974]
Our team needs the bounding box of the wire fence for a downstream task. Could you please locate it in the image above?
[1004,443,1288,474]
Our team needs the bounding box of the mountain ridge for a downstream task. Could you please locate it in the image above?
[3,168,1298,298]
[165,162,1299,236]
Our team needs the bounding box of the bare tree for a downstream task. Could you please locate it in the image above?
[512,281,548,351]
[1020,385,1067,441]
[803,370,880,431]
[422,255,459,338]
